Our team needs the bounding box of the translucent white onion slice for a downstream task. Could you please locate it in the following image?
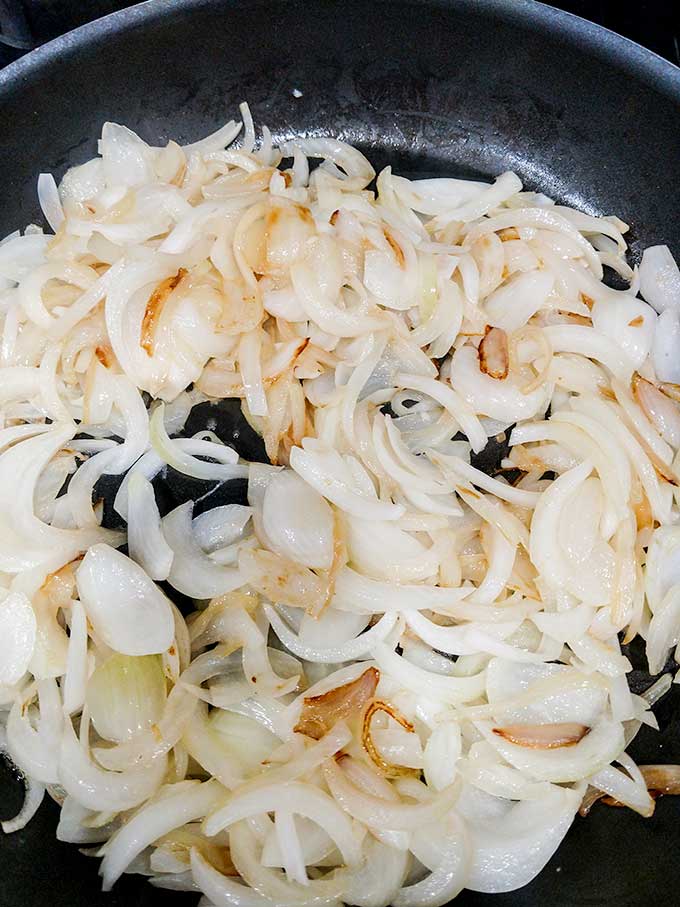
[323,758,459,832]
[262,470,334,568]
[58,718,168,812]
[76,544,175,655]
[290,444,404,520]
[0,591,36,687]
[190,848,271,907]
[0,425,120,573]
[163,502,243,599]
[127,472,174,581]
[463,784,580,893]
[265,604,398,664]
[1,775,45,834]
[639,244,680,313]
[37,173,65,233]
[204,780,361,868]
[100,779,224,890]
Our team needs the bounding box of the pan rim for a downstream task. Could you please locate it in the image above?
[1,0,679,102]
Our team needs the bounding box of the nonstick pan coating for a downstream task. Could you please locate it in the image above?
[1,2,680,905]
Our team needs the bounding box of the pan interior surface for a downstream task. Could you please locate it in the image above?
[1,2,680,906]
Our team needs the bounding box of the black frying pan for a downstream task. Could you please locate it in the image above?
[1,2,680,905]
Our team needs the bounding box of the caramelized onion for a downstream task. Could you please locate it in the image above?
[294,666,379,740]
[238,547,327,611]
[583,765,680,814]
[361,698,418,777]
[639,764,680,797]
[492,722,590,749]
[632,373,680,448]
[478,325,509,380]
[659,382,680,403]
[384,229,405,268]
[140,269,187,355]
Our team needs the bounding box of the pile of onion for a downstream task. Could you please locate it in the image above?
[0,103,678,907]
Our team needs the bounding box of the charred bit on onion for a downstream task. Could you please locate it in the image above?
[580,765,680,817]
[384,229,405,268]
[492,722,590,749]
[598,386,617,402]
[478,325,509,380]
[362,698,419,778]
[307,513,349,619]
[95,345,115,368]
[294,666,380,741]
[141,269,187,356]
[659,382,680,403]
[631,374,680,486]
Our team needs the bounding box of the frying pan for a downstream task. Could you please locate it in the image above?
[1,1,680,905]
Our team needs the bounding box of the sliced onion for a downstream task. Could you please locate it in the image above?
[463,784,580,893]
[37,173,65,233]
[262,470,334,568]
[77,544,175,655]
[0,425,120,573]
[423,723,462,791]
[58,716,168,813]
[374,643,485,705]
[331,566,471,615]
[1,775,45,834]
[100,780,224,890]
[587,763,654,817]
[639,245,680,313]
[646,585,680,674]
[393,816,467,907]
[478,326,509,380]
[0,591,36,686]
[323,758,459,832]
[652,309,680,383]
[204,780,361,869]
[56,795,117,844]
[5,688,57,785]
[431,450,539,508]
[484,269,554,332]
[150,404,244,480]
[192,505,253,552]
[190,848,271,907]
[265,604,398,663]
[62,601,89,716]
[163,502,243,599]
[591,297,655,369]
[290,444,404,520]
[294,666,379,739]
[93,684,198,771]
[479,717,624,782]
[449,345,550,424]
[633,375,680,449]
[87,653,166,743]
[229,819,347,906]
[396,372,487,454]
[239,547,326,611]
[127,472,174,581]
[342,834,409,907]
[209,709,279,776]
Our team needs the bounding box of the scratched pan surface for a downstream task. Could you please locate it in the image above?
[2,1,680,905]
